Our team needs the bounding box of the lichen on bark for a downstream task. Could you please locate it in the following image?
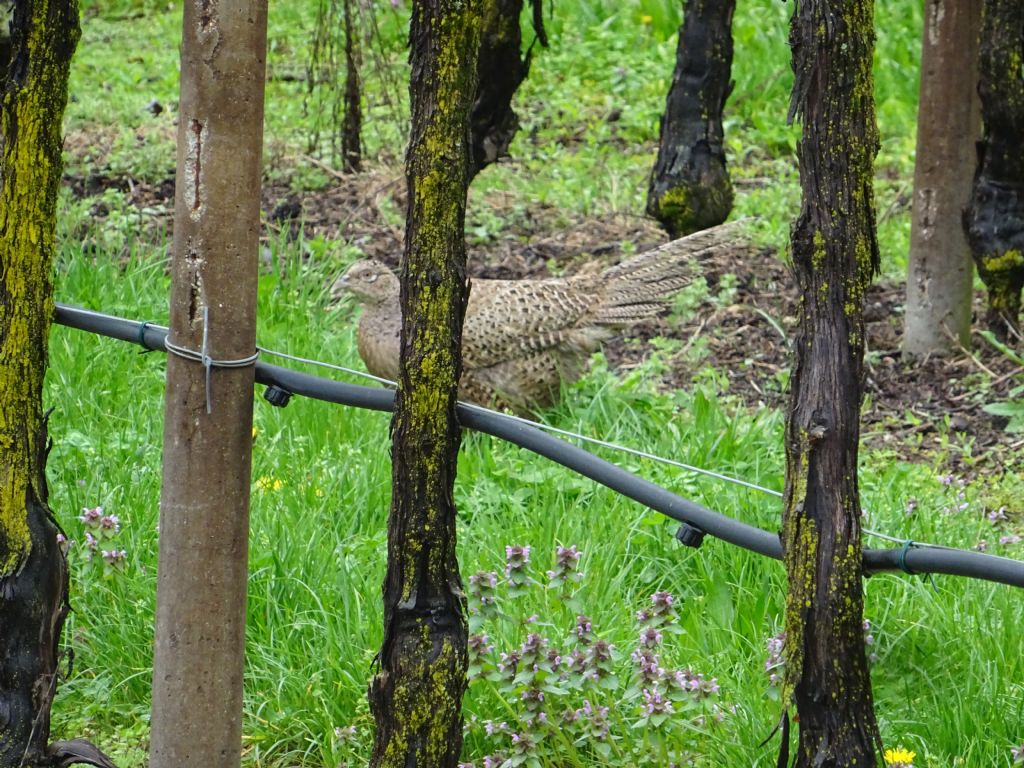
[963,0,1024,337]
[780,0,883,764]
[646,0,735,236]
[368,3,483,766]
[0,0,81,765]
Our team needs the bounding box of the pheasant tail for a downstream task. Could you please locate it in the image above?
[595,220,742,324]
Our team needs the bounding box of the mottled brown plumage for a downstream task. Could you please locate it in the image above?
[332,222,740,413]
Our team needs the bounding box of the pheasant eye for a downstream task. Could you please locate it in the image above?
[366,274,378,283]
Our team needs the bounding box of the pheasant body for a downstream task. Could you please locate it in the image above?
[333,223,738,413]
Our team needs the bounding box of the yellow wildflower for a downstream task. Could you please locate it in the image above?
[640,14,653,24]
[256,476,284,492]
[883,746,916,767]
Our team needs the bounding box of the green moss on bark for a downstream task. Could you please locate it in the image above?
[963,0,1024,336]
[781,0,882,764]
[0,1,80,765]
[369,4,483,767]
[647,0,735,236]
[0,0,80,577]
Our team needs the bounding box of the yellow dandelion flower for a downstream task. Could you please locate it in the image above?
[883,746,916,766]
[256,476,284,492]
[640,14,653,24]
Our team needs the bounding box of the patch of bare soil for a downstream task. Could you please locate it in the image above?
[601,246,1022,469]
[64,166,1021,468]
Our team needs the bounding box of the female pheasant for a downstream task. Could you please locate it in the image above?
[332,223,741,414]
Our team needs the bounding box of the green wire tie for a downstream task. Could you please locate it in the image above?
[137,321,153,352]
[897,539,938,590]
[897,539,917,575]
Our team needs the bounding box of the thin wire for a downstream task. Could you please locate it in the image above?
[257,347,778,493]
[257,345,395,386]
[253,343,951,551]
[163,308,259,413]
[113,316,967,556]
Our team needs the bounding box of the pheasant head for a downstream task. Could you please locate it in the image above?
[331,259,400,307]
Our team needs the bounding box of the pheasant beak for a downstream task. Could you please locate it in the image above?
[329,274,350,302]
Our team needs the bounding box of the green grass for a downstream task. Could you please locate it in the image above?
[43,2,1024,767]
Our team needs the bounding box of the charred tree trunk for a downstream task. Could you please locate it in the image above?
[780,0,883,765]
[469,0,545,179]
[904,0,982,357]
[366,3,481,767]
[148,3,267,767]
[646,0,735,237]
[0,1,81,765]
[963,0,1024,338]
[341,0,362,172]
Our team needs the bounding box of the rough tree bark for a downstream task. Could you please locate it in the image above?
[780,0,883,765]
[963,0,1024,338]
[341,0,362,172]
[148,3,267,768]
[904,0,982,357]
[367,2,482,766]
[469,0,544,179]
[646,0,735,237]
[0,2,87,765]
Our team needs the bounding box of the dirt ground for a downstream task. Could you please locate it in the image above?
[65,165,1022,470]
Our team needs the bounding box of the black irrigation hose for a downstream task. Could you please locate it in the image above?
[54,303,1024,590]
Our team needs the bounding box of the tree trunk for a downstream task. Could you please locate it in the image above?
[367,2,481,766]
[646,0,735,237]
[0,1,79,765]
[148,3,267,768]
[780,0,883,765]
[341,0,362,172]
[468,0,544,179]
[963,0,1024,338]
[903,0,982,357]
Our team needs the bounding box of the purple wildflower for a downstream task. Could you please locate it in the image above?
[546,544,583,588]
[504,545,531,576]
[333,725,357,742]
[573,699,610,740]
[468,570,499,612]
[468,633,493,656]
[766,631,785,685]
[483,720,507,737]
[639,626,663,648]
[632,647,664,686]
[509,731,538,757]
[101,549,128,570]
[642,688,674,715]
[988,507,1009,524]
[575,614,593,644]
[691,673,720,697]
[651,591,675,613]
[498,650,521,679]
[79,506,103,526]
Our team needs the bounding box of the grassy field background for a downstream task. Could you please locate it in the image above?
[45,1,1023,766]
